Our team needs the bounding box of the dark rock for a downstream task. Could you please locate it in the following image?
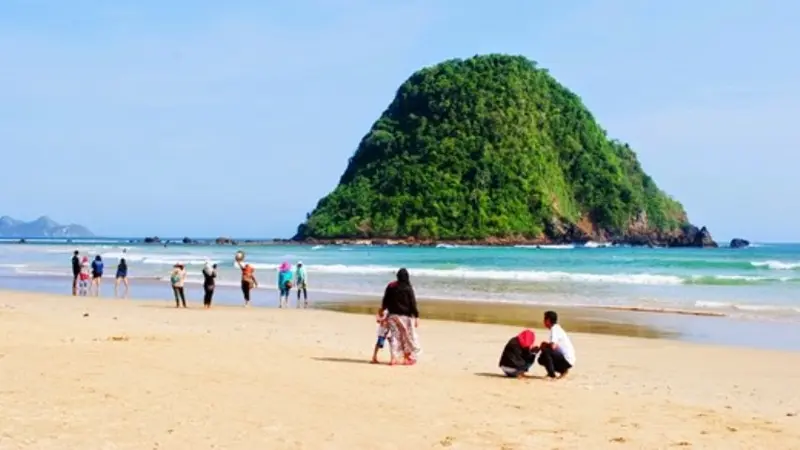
[729,238,750,249]
[182,237,195,244]
[215,237,233,245]
[143,236,161,244]
[667,225,718,248]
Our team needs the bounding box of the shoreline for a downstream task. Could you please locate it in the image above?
[7,277,800,352]
[1,272,732,320]
[1,290,799,448]
[1,236,732,248]
[5,274,800,352]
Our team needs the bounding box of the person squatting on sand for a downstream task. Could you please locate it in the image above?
[277,261,293,308]
[170,263,187,308]
[114,258,129,298]
[498,329,538,378]
[295,260,308,308]
[202,261,217,309]
[378,268,421,365]
[538,310,576,379]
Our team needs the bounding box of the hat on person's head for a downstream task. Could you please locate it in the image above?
[297,261,303,266]
[279,261,291,272]
[517,329,535,348]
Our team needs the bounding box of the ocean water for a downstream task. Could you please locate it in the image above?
[1,238,799,323]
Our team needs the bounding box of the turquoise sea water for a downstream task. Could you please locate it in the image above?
[1,238,799,322]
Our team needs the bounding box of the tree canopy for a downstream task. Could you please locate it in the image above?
[296,54,687,241]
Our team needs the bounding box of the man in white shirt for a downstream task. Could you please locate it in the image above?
[538,310,576,379]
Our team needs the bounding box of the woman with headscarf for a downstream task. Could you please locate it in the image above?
[379,268,421,365]
[237,263,257,307]
[202,261,217,309]
[277,261,293,308]
[169,263,187,308]
[498,329,538,378]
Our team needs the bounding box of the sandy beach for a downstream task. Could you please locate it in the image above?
[1,290,799,449]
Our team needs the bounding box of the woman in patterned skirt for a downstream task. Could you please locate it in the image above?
[378,268,421,365]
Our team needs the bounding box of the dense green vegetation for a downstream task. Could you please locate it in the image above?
[297,54,687,241]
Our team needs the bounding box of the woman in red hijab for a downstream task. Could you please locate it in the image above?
[498,329,538,377]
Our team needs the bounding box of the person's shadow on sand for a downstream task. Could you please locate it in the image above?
[474,372,547,380]
[312,356,377,365]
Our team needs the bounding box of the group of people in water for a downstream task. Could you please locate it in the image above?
[165,258,308,309]
[69,249,310,309]
[69,250,575,378]
[71,251,129,298]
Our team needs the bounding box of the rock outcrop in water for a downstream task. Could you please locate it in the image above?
[729,238,750,249]
[293,54,716,247]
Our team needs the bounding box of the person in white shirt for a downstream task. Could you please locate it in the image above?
[538,310,576,379]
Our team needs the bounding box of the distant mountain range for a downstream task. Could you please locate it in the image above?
[0,216,94,238]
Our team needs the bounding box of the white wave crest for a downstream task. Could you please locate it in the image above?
[100,251,218,266]
[695,300,800,314]
[514,244,575,249]
[583,241,612,248]
[244,263,682,285]
[751,260,800,270]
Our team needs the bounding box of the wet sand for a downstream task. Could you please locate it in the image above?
[1,290,799,449]
[316,299,674,339]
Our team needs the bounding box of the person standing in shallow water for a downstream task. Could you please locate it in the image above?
[277,262,293,308]
[114,258,129,298]
[170,263,187,308]
[71,250,80,296]
[90,255,104,297]
[202,262,217,309]
[235,259,258,307]
[294,261,308,308]
[78,256,91,296]
[378,268,421,365]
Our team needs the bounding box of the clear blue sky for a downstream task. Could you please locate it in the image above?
[1,1,797,241]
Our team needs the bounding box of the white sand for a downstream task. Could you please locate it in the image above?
[1,290,798,449]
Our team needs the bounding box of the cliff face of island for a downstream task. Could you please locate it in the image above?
[294,54,716,248]
[0,215,93,238]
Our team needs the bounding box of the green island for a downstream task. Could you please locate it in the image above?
[295,54,715,247]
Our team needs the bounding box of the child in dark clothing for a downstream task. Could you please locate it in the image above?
[498,329,539,378]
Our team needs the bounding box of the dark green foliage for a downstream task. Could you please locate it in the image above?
[298,54,687,240]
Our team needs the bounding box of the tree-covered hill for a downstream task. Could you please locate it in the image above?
[295,54,714,246]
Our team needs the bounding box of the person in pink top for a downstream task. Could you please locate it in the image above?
[77,256,91,296]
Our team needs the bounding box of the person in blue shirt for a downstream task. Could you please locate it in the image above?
[277,261,293,308]
[90,255,104,297]
[115,258,129,298]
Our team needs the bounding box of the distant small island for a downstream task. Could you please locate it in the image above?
[292,54,718,248]
[0,215,93,238]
